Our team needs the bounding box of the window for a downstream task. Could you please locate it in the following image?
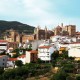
[3,59,5,61]
[3,63,4,65]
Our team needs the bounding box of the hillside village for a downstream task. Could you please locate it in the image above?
[0,23,80,80]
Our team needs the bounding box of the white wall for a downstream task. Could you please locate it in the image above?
[68,48,80,57]
[26,51,31,63]
[0,42,7,50]
[7,61,15,67]
[38,46,54,61]
[0,55,8,67]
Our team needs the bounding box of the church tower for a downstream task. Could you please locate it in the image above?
[36,26,40,40]
[45,26,47,40]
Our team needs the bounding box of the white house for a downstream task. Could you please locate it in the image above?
[0,55,8,67]
[0,40,8,51]
[38,45,55,61]
[68,47,80,60]
[68,47,80,57]
[7,58,17,68]
[17,50,38,64]
[26,50,38,63]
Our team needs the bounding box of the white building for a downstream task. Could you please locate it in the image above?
[38,45,55,61]
[68,47,80,60]
[0,40,8,51]
[0,55,8,67]
[26,50,38,63]
[7,58,17,68]
[68,47,80,57]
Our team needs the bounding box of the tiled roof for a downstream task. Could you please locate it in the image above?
[38,46,51,49]
[0,40,7,42]
[29,50,38,54]
[0,55,7,58]
[8,58,17,61]
[76,32,80,35]
[8,42,18,44]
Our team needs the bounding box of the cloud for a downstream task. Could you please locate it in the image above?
[0,0,80,30]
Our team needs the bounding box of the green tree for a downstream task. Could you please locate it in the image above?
[15,60,23,67]
[51,51,59,61]
[51,70,68,80]
[0,68,4,75]
[36,58,43,63]
[76,76,80,80]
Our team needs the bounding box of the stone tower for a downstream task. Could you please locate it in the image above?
[9,29,16,42]
[45,26,47,40]
[36,26,40,40]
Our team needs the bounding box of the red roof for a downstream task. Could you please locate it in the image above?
[8,58,17,61]
[18,55,26,58]
[38,46,51,49]
[0,40,7,42]
[29,50,38,54]
[0,55,7,58]
[76,32,80,35]
[8,42,18,44]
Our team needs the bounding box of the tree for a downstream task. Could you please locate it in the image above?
[0,50,6,55]
[76,76,80,80]
[63,63,75,73]
[51,70,68,80]
[0,68,4,75]
[36,58,43,63]
[51,51,59,61]
[15,60,23,67]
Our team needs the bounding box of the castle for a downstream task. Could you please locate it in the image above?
[54,23,76,37]
[4,26,54,43]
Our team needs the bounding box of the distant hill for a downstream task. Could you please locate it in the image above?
[0,20,35,34]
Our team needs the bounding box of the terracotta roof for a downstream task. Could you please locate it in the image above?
[0,55,7,58]
[29,50,38,54]
[0,40,7,42]
[8,58,17,61]
[38,46,51,49]
[76,32,80,35]
[8,42,18,44]
[18,55,26,58]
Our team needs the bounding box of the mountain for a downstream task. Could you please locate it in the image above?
[0,20,35,34]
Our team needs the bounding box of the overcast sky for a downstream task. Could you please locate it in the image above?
[0,0,80,30]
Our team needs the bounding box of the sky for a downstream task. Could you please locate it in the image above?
[0,0,80,31]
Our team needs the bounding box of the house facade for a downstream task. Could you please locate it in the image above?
[0,55,9,67]
[68,47,80,60]
[38,46,55,61]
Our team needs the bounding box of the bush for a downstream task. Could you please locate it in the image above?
[15,60,23,67]
[51,70,68,80]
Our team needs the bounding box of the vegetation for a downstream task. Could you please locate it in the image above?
[0,20,35,38]
[15,60,23,67]
[0,50,79,80]
[0,63,51,80]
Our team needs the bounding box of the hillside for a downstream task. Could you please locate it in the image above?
[0,20,35,34]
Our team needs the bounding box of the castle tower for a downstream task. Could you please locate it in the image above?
[36,26,40,40]
[61,23,63,27]
[9,29,16,42]
[45,26,47,40]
